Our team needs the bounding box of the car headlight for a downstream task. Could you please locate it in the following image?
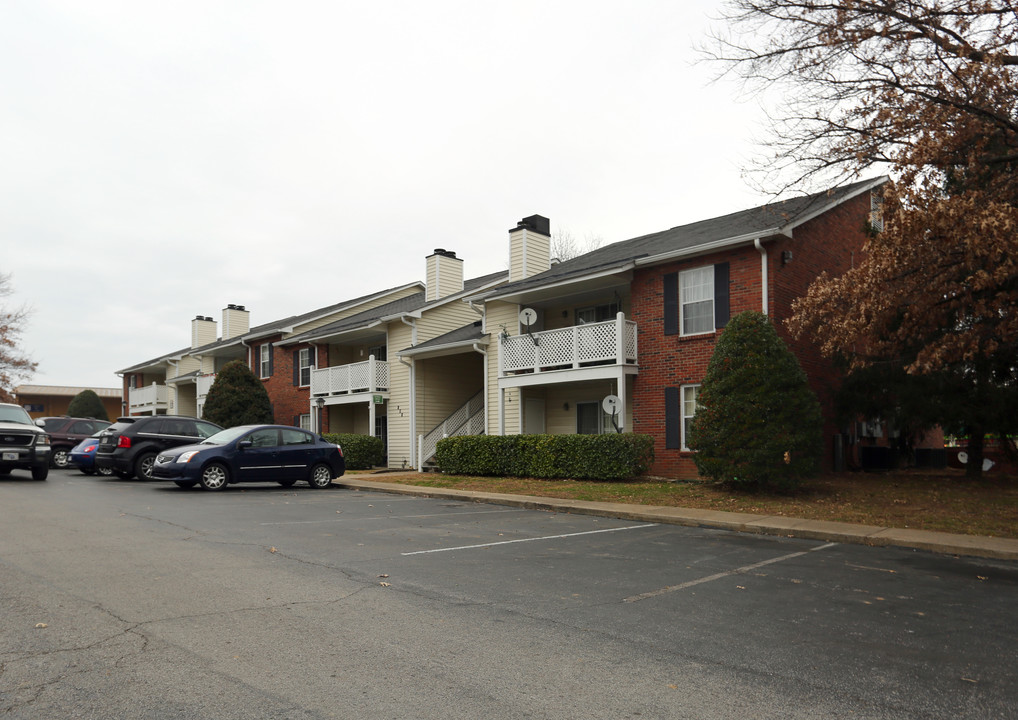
[177,451,201,463]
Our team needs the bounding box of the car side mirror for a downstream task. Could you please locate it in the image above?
[238,440,252,450]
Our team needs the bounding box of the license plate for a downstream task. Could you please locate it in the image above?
[2,452,18,461]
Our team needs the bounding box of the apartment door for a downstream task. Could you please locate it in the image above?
[524,398,545,434]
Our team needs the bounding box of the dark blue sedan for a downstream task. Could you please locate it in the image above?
[150,425,345,491]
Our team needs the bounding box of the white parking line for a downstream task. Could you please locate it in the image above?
[623,542,837,602]
[259,508,515,525]
[402,524,658,556]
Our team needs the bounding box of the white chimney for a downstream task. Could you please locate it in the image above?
[426,249,464,302]
[222,304,250,340]
[508,215,551,283]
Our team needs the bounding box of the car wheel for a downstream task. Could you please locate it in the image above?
[32,465,49,481]
[134,452,157,481]
[307,463,333,489]
[277,479,297,487]
[51,448,70,468]
[97,465,114,477]
[174,480,197,489]
[200,463,229,491]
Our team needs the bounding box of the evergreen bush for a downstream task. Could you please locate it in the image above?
[688,311,822,490]
[67,389,108,421]
[321,433,384,470]
[201,360,274,428]
[435,433,654,481]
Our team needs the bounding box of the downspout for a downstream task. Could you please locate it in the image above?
[472,343,489,435]
[400,315,418,345]
[754,238,768,316]
[399,355,416,469]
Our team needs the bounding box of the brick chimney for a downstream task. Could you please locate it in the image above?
[191,315,217,349]
[508,214,551,282]
[222,304,250,340]
[425,249,464,302]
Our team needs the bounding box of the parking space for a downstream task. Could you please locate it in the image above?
[21,468,1018,718]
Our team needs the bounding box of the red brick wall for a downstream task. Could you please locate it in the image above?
[251,338,325,427]
[631,191,874,478]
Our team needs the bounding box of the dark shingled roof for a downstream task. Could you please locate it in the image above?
[287,270,507,344]
[399,321,486,356]
[488,177,884,299]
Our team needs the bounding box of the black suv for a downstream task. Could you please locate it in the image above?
[35,417,111,468]
[95,416,223,480]
[0,403,51,480]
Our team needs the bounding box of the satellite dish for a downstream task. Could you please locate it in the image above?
[519,308,538,327]
[958,451,969,464]
[602,395,621,415]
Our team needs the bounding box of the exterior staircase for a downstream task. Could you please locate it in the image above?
[418,391,485,471]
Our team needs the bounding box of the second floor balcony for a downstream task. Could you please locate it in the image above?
[499,314,638,378]
[197,373,216,399]
[310,356,389,398]
[128,383,169,414]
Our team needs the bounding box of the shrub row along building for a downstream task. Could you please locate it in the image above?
[117,178,887,478]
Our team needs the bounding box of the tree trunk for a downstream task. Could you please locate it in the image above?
[965,428,985,480]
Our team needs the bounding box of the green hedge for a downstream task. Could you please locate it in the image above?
[322,433,384,470]
[435,434,655,481]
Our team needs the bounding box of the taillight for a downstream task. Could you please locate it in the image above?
[336,444,343,457]
[117,435,131,449]
[84,444,97,453]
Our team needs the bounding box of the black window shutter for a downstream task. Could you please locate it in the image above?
[267,345,274,377]
[665,387,680,449]
[663,272,678,335]
[714,262,730,328]
[292,350,300,386]
[293,414,299,428]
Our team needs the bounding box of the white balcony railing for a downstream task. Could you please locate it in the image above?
[499,313,637,376]
[197,373,216,398]
[418,391,485,469]
[310,356,389,397]
[128,383,169,411]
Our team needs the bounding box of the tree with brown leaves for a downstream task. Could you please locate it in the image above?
[0,273,37,403]
[712,1,1018,477]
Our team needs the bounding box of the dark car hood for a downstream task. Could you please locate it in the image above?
[157,442,216,458]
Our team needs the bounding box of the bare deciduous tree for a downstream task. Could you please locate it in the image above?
[0,273,37,402]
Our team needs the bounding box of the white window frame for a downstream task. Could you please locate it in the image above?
[298,347,314,387]
[679,266,714,336]
[259,344,271,379]
[681,384,700,451]
[298,413,311,431]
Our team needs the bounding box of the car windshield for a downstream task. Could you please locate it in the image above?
[0,406,33,425]
[200,426,254,445]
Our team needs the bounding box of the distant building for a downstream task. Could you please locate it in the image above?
[15,385,123,420]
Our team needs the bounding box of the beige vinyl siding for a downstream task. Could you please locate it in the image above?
[176,389,197,417]
[414,301,478,345]
[509,228,551,283]
[537,379,634,434]
[386,322,414,468]
[415,354,484,435]
[485,300,521,434]
[326,405,371,435]
[177,356,201,375]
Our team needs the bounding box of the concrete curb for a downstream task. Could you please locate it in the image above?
[334,477,1018,562]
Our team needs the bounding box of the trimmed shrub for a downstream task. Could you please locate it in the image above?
[67,389,108,421]
[322,433,384,470]
[201,360,274,428]
[688,311,822,490]
[435,433,655,481]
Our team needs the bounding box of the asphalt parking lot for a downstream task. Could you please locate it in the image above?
[2,468,1016,719]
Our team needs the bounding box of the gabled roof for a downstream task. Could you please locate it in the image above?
[398,321,487,358]
[282,270,507,346]
[116,281,426,373]
[16,384,123,398]
[484,177,885,302]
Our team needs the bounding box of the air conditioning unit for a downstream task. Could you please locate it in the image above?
[856,420,883,438]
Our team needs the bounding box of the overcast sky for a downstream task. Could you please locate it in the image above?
[4,0,780,390]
